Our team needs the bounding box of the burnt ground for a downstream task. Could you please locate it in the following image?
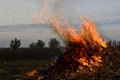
[0,47,120,80]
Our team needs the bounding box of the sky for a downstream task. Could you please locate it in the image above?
[0,0,120,47]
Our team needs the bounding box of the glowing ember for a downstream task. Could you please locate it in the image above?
[26,69,38,76]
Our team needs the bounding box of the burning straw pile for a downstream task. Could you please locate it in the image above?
[26,17,120,80]
[26,0,120,79]
[49,17,107,74]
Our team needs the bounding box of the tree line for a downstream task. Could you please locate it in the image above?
[0,38,62,61]
[9,38,120,50]
[1,38,120,61]
[107,40,120,50]
[9,38,61,49]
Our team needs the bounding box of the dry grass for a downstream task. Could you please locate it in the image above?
[0,46,120,80]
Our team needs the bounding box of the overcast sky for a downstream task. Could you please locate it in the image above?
[0,0,120,47]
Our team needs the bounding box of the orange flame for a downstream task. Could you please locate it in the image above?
[26,69,38,76]
[51,16,107,47]
[50,16,107,72]
[34,0,107,72]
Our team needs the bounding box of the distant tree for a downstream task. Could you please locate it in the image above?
[108,40,120,47]
[48,38,61,48]
[107,40,112,46]
[118,41,120,47]
[113,40,117,47]
[9,38,21,49]
[29,42,36,48]
[29,40,45,48]
[36,40,45,48]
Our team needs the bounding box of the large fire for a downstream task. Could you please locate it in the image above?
[31,0,117,79]
[50,15,107,73]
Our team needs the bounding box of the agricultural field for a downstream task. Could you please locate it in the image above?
[0,48,61,80]
[0,60,50,80]
[0,47,119,80]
